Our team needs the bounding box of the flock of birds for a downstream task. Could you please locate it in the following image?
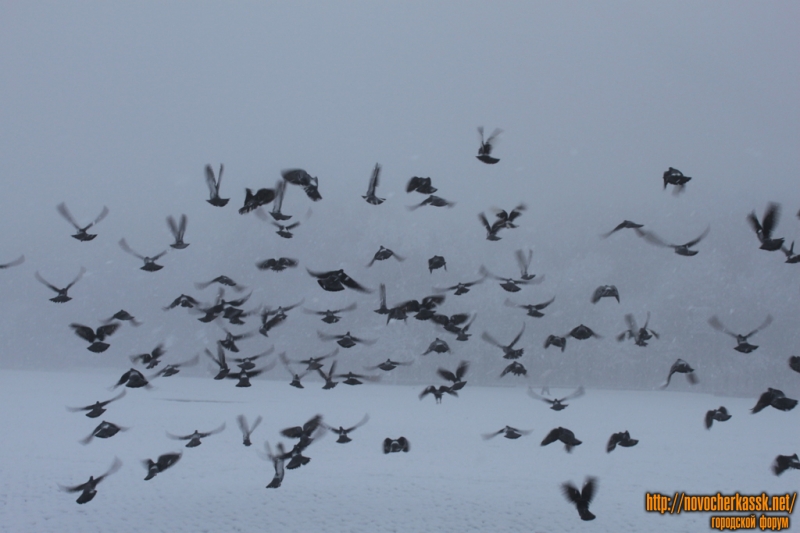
[4,128,799,521]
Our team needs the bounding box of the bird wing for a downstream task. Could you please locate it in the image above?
[708,316,737,338]
[345,414,370,433]
[761,202,781,237]
[340,272,372,293]
[34,271,60,292]
[167,216,180,239]
[481,429,504,440]
[118,238,144,260]
[205,164,218,195]
[562,386,585,402]
[70,323,97,343]
[684,225,710,247]
[508,323,526,348]
[481,331,502,348]
[0,255,24,269]
[745,314,773,338]
[56,202,81,230]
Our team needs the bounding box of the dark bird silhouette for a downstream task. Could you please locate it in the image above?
[751,388,797,414]
[478,212,503,241]
[195,275,246,292]
[407,195,456,210]
[323,414,370,443]
[237,415,263,446]
[562,477,597,521]
[568,325,601,340]
[747,202,784,251]
[307,268,372,293]
[35,267,85,303]
[239,187,276,215]
[0,255,24,269]
[303,302,357,324]
[482,426,533,440]
[544,334,567,352]
[705,406,732,429]
[515,249,535,280]
[772,454,800,476]
[367,246,405,267]
[205,164,229,206]
[168,423,226,448]
[59,457,122,504]
[482,324,526,359]
[166,214,189,249]
[500,361,527,377]
[218,327,255,353]
[281,414,324,452]
[262,441,286,488]
[428,255,447,273]
[781,241,800,263]
[80,420,128,445]
[318,330,377,349]
[420,385,458,403]
[492,204,526,231]
[365,358,413,372]
[70,322,120,353]
[362,163,385,205]
[102,309,141,327]
[789,356,800,374]
[662,167,691,194]
[442,313,476,341]
[435,275,486,296]
[635,226,710,256]
[606,431,638,452]
[406,176,437,194]
[335,370,380,386]
[281,168,322,201]
[476,126,502,164]
[601,220,644,238]
[294,348,339,372]
[479,265,542,292]
[118,238,166,271]
[437,361,469,391]
[226,364,272,388]
[259,301,303,337]
[57,203,109,241]
[661,359,698,388]
[143,452,181,480]
[422,338,450,355]
[112,368,152,389]
[383,437,410,453]
[318,361,339,390]
[279,352,310,388]
[374,283,391,315]
[257,257,298,272]
[151,353,200,378]
[527,386,584,411]
[591,285,619,304]
[269,179,292,220]
[67,391,126,418]
[203,344,230,380]
[271,220,300,239]
[616,313,659,346]
[130,344,166,368]
[541,427,582,453]
[504,296,555,318]
[163,294,200,311]
[708,314,772,353]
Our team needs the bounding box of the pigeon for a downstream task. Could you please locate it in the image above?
[504,296,555,318]
[420,385,457,403]
[167,423,226,448]
[163,294,200,310]
[307,268,372,293]
[118,238,166,272]
[661,359,698,388]
[239,187,276,215]
[781,241,800,263]
[406,176,437,194]
[226,365,272,388]
[129,344,166,368]
[789,356,800,374]
[476,126,502,164]
[367,246,405,267]
[101,310,141,327]
[479,265,542,292]
[143,452,181,481]
[705,406,732,429]
[151,353,199,378]
[70,322,120,353]
[747,202,784,251]
[205,345,230,380]
[365,358,413,372]
[407,195,456,210]
[541,427,582,453]
[0,255,24,269]
[335,370,380,386]
[708,314,773,353]
[435,276,486,296]
[562,477,597,521]
[270,220,300,239]
[437,361,469,391]
[662,167,691,194]
[317,361,339,390]
[482,324,526,359]
[322,414,370,443]
[259,301,302,336]
[281,415,324,456]
[616,313,659,346]
[294,348,339,372]
[601,220,644,238]
[772,454,800,476]
[35,267,86,303]
[67,391,126,418]
[492,205,526,231]
[195,275,246,292]
[544,335,567,352]
[237,415,263,446]
[111,368,152,389]
[281,168,322,201]
[422,338,450,355]
[500,362,527,377]
[363,163,385,205]
[257,257,298,272]
[269,179,292,220]
[527,386,584,411]
[262,441,286,488]
[166,214,189,249]
[568,325,601,340]
[515,249,535,280]
[218,327,255,353]
[591,285,619,304]
[635,226,710,256]
[57,203,109,241]
[482,426,533,440]
[441,313,476,341]
[279,352,310,388]
[428,255,447,273]
[751,388,797,413]
[606,431,638,452]
[303,302,357,324]
[205,164,229,206]
[318,330,377,349]
[478,212,503,241]
[383,437,410,453]
[80,420,128,445]
[59,457,122,504]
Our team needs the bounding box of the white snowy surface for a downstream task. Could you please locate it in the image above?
[1,369,796,533]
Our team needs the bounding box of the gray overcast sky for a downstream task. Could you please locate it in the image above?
[0,2,797,393]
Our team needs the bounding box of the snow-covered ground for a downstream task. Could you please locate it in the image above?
[2,369,796,533]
